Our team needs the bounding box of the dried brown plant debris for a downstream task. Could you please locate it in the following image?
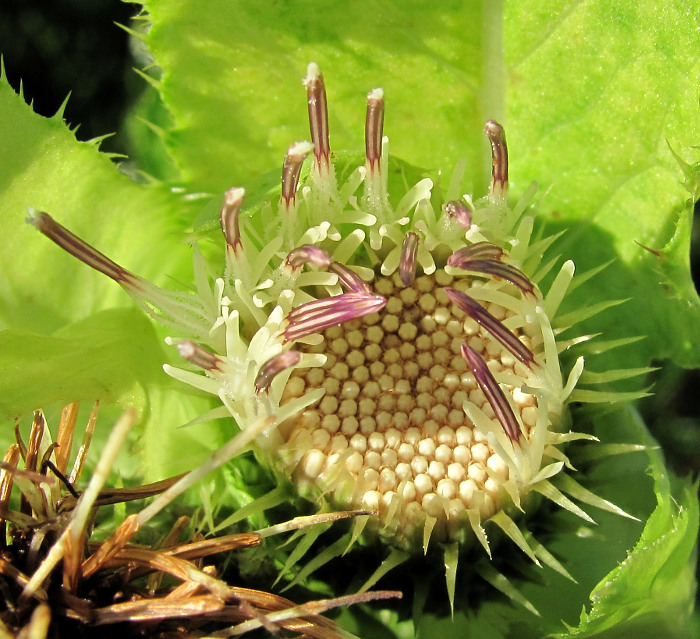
[0,403,400,638]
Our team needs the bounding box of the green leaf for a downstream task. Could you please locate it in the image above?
[0,70,222,480]
[504,1,700,368]
[140,383,233,481]
[144,0,491,193]
[556,408,699,638]
[0,308,163,421]
[0,70,197,335]
[0,311,227,486]
[571,481,698,638]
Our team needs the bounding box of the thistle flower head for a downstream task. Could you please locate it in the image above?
[29,63,637,609]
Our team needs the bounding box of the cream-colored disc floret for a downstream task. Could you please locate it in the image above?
[280,268,539,548]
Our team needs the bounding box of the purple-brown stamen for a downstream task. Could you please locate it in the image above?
[447,259,535,297]
[28,211,215,341]
[254,351,302,395]
[399,232,419,286]
[447,242,505,265]
[286,245,332,271]
[484,121,508,200]
[27,211,139,289]
[283,293,387,343]
[281,141,314,209]
[444,288,535,367]
[177,340,223,372]
[365,88,385,173]
[303,62,331,171]
[220,187,246,255]
[328,262,372,294]
[443,200,473,230]
[461,344,521,443]
[447,242,505,266]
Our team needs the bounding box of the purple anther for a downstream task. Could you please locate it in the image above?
[286,245,332,271]
[27,211,137,287]
[444,288,535,367]
[281,141,314,209]
[365,88,385,172]
[220,187,246,255]
[444,200,472,230]
[467,260,533,296]
[447,242,505,266]
[283,293,387,343]
[484,121,508,199]
[399,232,419,287]
[328,262,372,294]
[254,350,302,394]
[446,256,535,297]
[461,344,521,443]
[178,340,223,372]
[303,62,331,171]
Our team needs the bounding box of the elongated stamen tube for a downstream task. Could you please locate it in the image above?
[28,211,216,341]
[304,62,330,171]
[177,340,223,372]
[328,262,372,294]
[286,245,332,271]
[281,141,315,209]
[484,120,508,202]
[254,350,302,394]
[447,259,535,297]
[444,200,473,229]
[220,187,246,255]
[27,210,138,288]
[399,232,419,286]
[461,345,521,443]
[365,89,385,173]
[286,293,386,326]
[447,242,505,265]
[444,288,535,367]
[283,293,387,343]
